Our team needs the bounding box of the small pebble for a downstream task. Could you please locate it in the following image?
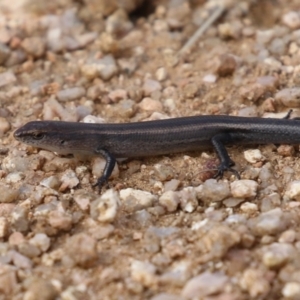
[284,180,300,201]
[240,202,258,214]
[181,272,229,298]
[46,27,63,53]
[215,53,238,77]
[126,160,141,176]
[5,172,25,184]
[203,74,217,83]
[108,89,127,102]
[282,11,300,29]
[248,208,289,236]
[5,49,26,67]
[0,185,19,203]
[98,30,119,53]
[179,187,198,213]
[87,85,102,100]
[76,32,97,48]
[131,209,153,227]
[260,193,281,212]
[151,293,184,300]
[21,37,46,58]
[244,149,265,164]
[151,252,171,267]
[182,83,198,98]
[9,250,33,269]
[264,57,282,69]
[154,19,169,32]
[218,21,242,39]
[166,1,190,29]
[153,164,174,181]
[65,233,98,268]
[8,232,25,246]
[88,222,114,240]
[258,163,274,183]
[81,55,118,81]
[40,176,60,190]
[125,278,144,294]
[43,97,77,121]
[57,87,86,102]
[90,189,120,222]
[0,217,8,238]
[240,268,270,298]
[0,108,11,118]
[279,229,296,243]
[147,112,169,121]
[159,191,179,212]
[119,188,157,213]
[269,38,287,56]
[2,156,30,173]
[113,99,136,118]
[97,55,118,81]
[164,179,180,192]
[196,179,230,203]
[138,97,163,112]
[117,57,138,75]
[0,27,12,44]
[282,282,300,298]
[73,190,95,211]
[223,197,245,207]
[0,71,16,88]
[238,106,258,117]
[76,105,94,120]
[155,67,168,81]
[277,144,295,157]
[29,233,51,252]
[105,9,133,36]
[256,76,278,90]
[23,279,58,300]
[18,242,41,259]
[275,88,300,107]
[159,260,191,286]
[59,169,79,191]
[48,210,72,231]
[262,242,295,268]
[82,115,105,124]
[289,41,299,55]
[0,267,19,299]
[131,260,157,287]
[239,83,266,102]
[142,79,162,96]
[0,42,10,65]
[230,180,258,198]
[258,99,272,114]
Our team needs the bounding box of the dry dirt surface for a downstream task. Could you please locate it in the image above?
[2,0,300,299]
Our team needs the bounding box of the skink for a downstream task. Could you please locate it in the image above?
[14,113,300,189]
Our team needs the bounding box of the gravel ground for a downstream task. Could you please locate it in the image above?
[2,0,300,299]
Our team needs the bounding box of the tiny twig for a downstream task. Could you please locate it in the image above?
[178,5,226,57]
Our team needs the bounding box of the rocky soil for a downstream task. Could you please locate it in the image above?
[2,0,300,299]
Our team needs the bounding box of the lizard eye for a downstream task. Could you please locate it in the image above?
[32,132,44,140]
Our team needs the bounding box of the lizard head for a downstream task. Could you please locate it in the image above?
[14,121,79,155]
